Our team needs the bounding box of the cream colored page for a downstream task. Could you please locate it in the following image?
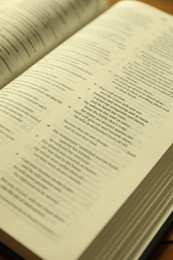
[0,1,173,260]
[0,0,10,4]
[2,0,173,148]
[0,0,109,88]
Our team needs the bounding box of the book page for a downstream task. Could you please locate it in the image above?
[0,0,10,4]
[0,0,109,88]
[0,1,173,260]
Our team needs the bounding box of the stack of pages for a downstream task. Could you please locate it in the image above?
[0,0,172,259]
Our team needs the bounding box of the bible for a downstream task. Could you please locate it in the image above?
[0,0,173,259]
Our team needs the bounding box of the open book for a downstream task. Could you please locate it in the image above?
[0,0,173,259]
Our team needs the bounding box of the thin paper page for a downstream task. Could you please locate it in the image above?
[0,1,173,260]
[1,0,172,148]
[0,0,109,88]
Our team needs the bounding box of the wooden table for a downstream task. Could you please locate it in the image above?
[149,226,173,260]
[0,0,172,259]
[140,0,173,15]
